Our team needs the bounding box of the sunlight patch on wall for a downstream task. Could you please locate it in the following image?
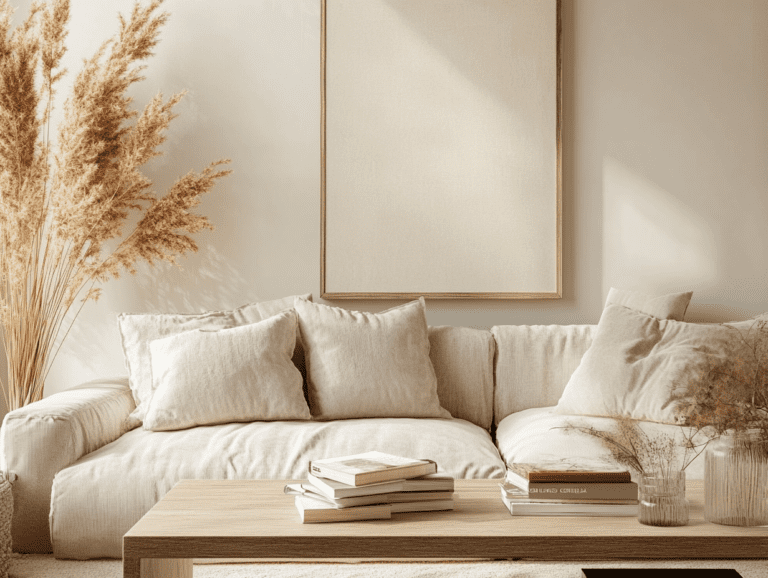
[602,156,717,297]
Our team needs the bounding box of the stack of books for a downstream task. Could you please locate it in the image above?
[500,461,639,517]
[286,451,455,523]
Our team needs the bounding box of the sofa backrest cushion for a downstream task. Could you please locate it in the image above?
[297,298,450,420]
[118,293,311,424]
[491,324,597,426]
[428,326,495,431]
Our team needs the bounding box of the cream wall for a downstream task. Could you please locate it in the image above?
[2,0,766,417]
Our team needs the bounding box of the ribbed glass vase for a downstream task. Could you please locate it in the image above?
[704,429,768,526]
[638,470,689,527]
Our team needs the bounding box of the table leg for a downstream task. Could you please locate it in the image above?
[140,558,193,578]
[123,557,192,578]
[123,556,140,578]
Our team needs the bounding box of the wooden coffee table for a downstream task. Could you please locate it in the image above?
[122,479,768,578]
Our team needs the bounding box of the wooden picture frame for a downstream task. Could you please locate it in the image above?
[321,0,562,299]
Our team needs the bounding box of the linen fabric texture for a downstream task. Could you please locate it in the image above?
[117,293,310,423]
[491,324,597,425]
[604,287,693,321]
[554,304,743,424]
[50,416,504,558]
[296,297,451,420]
[143,309,311,431]
[428,325,495,430]
[495,407,710,481]
[0,378,135,553]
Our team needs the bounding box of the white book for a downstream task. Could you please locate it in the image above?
[307,472,405,499]
[309,451,437,486]
[285,484,388,508]
[286,483,453,509]
[501,493,638,517]
[294,495,391,523]
[391,498,454,514]
[387,491,453,503]
[400,473,455,492]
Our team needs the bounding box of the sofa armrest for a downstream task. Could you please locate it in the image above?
[0,377,136,553]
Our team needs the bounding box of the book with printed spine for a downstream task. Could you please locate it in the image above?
[500,482,638,505]
[309,451,437,487]
[501,479,638,501]
[306,473,405,500]
[501,492,637,517]
[507,462,632,486]
[294,495,391,523]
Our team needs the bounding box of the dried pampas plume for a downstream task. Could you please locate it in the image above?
[0,0,231,410]
[554,416,711,478]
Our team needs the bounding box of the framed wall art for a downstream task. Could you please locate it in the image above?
[321,0,562,299]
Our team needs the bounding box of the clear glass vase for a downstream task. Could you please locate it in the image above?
[704,429,768,526]
[638,470,689,527]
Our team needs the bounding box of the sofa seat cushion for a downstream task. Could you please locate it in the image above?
[495,407,708,483]
[50,417,505,559]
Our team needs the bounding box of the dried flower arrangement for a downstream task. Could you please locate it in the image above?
[0,0,230,411]
[557,318,768,476]
[555,416,711,479]
[675,318,768,446]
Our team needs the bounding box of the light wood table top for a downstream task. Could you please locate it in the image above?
[123,478,768,578]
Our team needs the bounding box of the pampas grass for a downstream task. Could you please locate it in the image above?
[676,318,768,444]
[554,416,710,478]
[0,0,230,411]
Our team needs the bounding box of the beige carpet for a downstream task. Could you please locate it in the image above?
[7,554,768,577]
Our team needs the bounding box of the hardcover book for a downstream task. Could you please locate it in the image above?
[501,479,638,501]
[507,461,632,484]
[500,483,638,505]
[309,451,437,486]
[501,493,637,517]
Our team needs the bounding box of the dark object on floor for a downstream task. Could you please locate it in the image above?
[582,569,742,578]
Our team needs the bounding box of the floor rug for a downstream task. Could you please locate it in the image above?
[8,554,768,577]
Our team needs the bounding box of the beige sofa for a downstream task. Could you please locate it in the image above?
[1,323,704,559]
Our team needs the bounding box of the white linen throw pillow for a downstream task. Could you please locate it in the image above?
[604,287,693,321]
[296,297,451,420]
[143,309,310,431]
[118,293,311,423]
[554,304,742,424]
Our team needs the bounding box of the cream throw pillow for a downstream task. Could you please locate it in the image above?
[143,309,310,431]
[554,304,740,424]
[604,287,693,321]
[296,297,451,420]
[118,293,311,423]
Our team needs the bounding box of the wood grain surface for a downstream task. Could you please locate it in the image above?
[123,479,768,577]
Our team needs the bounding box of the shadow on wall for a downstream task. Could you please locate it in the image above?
[592,0,768,323]
[602,156,718,295]
[602,155,767,324]
[53,243,256,382]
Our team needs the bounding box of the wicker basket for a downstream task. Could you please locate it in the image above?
[0,471,15,578]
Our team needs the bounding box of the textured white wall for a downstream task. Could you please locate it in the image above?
[1,0,766,416]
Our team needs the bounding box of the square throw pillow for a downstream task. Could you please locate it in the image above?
[118,293,311,423]
[554,304,742,424]
[295,297,451,420]
[604,287,693,321]
[143,309,310,431]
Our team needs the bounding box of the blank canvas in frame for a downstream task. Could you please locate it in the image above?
[322,0,561,299]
